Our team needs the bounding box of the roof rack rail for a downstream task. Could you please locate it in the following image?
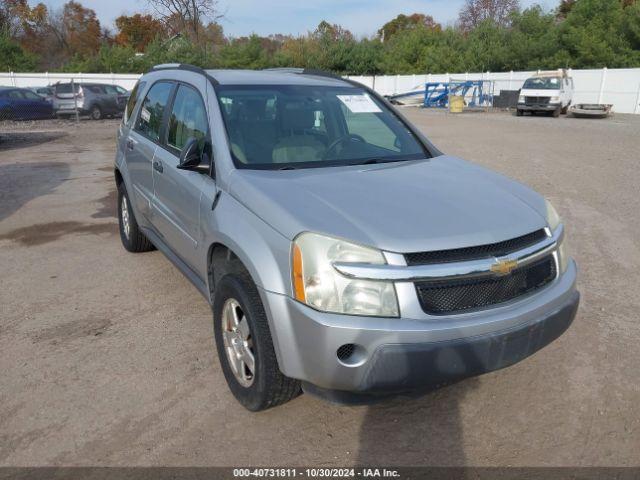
[148,63,219,85]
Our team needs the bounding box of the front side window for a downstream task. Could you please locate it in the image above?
[124,81,146,125]
[216,85,426,169]
[135,81,172,141]
[22,90,42,100]
[167,84,208,152]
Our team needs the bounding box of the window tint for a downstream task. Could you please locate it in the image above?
[22,90,42,100]
[8,90,23,99]
[115,85,127,94]
[135,81,172,141]
[55,83,80,94]
[124,81,146,125]
[167,84,208,152]
[103,85,118,95]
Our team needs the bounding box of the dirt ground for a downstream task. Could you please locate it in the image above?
[1,110,639,467]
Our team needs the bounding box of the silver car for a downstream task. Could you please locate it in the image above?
[114,64,579,411]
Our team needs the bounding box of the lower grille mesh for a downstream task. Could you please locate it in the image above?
[415,256,556,315]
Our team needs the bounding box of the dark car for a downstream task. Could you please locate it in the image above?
[53,82,130,120]
[0,87,55,120]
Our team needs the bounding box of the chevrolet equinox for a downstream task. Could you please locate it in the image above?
[114,64,579,410]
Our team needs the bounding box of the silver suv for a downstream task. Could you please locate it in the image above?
[54,82,129,120]
[114,64,579,411]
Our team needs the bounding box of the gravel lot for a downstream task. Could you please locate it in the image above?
[1,110,639,467]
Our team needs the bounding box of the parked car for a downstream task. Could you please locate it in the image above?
[517,70,574,117]
[28,86,55,103]
[114,65,579,411]
[0,87,54,120]
[53,82,128,120]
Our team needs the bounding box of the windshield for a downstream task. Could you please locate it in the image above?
[522,77,562,90]
[216,85,428,169]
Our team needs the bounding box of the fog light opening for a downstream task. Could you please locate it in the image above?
[336,343,367,366]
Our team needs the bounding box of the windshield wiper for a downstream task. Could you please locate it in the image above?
[278,166,298,170]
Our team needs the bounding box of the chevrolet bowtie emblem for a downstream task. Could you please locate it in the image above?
[490,258,518,275]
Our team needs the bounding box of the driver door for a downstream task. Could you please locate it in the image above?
[151,82,213,271]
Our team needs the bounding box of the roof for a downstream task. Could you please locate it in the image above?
[205,69,351,87]
[147,65,354,87]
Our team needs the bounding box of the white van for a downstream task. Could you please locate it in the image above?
[517,70,573,117]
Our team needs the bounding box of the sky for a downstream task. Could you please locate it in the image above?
[34,0,557,38]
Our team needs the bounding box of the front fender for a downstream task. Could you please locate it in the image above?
[201,192,292,297]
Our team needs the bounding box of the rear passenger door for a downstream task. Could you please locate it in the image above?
[126,81,174,222]
[151,82,212,270]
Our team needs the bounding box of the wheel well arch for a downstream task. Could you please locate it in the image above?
[207,242,251,300]
[114,168,124,188]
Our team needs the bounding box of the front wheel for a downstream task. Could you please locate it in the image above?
[213,271,301,411]
[552,107,561,118]
[516,109,523,117]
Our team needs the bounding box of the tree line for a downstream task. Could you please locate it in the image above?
[1,0,639,75]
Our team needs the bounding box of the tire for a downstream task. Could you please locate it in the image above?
[552,107,561,118]
[516,109,523,116]
[561,102,570,115]
[90,105,102,120]
[117,184,154,253]
[0,108,14,121]
[213,271,301,411]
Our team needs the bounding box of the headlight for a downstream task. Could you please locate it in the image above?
[545,199,561,232]
[545,199,569,272]
[518,95,525,103]
[292,232,399,317]
[550,96,560,102]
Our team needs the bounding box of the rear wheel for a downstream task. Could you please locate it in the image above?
[213,271,301,411]
[90,105,102,120]
[117,185,154,253]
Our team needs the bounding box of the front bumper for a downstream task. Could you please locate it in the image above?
[518,102,561,112]
[261,260,578,393]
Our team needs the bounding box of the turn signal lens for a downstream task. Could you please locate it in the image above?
[292,243,306,302]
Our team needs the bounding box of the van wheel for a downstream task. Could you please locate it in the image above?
[516,109,523,116]
[213,271,301,411]
[117,185,154,252]
[561,102,570,115]
[90,105,102,120]
[552,107,561,118]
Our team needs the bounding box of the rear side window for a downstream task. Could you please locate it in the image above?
[124,81,146,125]
[8,90,23,99]
[166,84,208,152]
[103,85,118,95]
[135,81,172,141]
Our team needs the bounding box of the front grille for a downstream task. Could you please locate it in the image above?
[525,96,550,105]
[415,255,556,315]
[405,229,547,266]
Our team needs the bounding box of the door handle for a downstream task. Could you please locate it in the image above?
[126,139,135,151]
[153,160,164,173]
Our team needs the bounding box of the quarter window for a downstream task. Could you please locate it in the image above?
[135,81,172,141]
[167,84,208,152]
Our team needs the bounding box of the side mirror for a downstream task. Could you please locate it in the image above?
[178,137,202,169]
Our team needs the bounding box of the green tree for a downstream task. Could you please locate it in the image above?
[0,33,37,70]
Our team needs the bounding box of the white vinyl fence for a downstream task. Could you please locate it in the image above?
[346,68,640,114]
[2,67,640,114]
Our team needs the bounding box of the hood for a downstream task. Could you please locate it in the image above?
[228,156,549,253]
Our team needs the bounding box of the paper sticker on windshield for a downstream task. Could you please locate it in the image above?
[140,107,151,122]
[337,94,382,113]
